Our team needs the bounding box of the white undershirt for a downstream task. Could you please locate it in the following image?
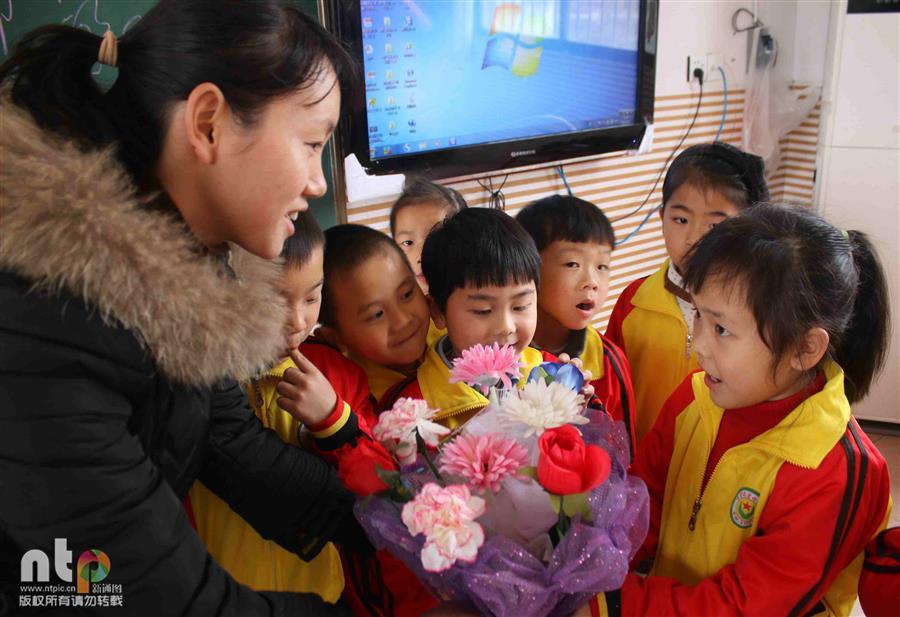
[667,263,695,337]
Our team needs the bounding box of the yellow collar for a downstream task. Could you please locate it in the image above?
[263,356,294,379]
[632,260,684,321]
[419,338,544,428]
[692,361,850,470]
[348,352,413,402]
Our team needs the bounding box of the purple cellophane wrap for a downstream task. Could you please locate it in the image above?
[354,414,649,617]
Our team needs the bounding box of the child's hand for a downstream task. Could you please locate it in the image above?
[557,353,595,401]
[276,350,338,426]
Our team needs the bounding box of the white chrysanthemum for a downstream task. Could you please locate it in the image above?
[500,380,587,437]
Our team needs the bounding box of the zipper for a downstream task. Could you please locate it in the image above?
[435,402,486,432]
[687,441,729,532]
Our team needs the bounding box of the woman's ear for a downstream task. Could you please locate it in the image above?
[428,295,446,329]
[183,82,229,165]
[315,325,346,352]
[791,327,830,372]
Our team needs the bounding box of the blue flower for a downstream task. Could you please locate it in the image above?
[527,362,584,393]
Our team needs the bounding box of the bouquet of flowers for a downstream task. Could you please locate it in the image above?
[356,344,649,617]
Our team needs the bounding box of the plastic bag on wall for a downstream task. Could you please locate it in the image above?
[742,32,821,175]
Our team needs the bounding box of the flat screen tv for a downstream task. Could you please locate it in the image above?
[329,0,658,179]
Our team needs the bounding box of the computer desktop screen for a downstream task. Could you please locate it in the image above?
[336,0,656,177]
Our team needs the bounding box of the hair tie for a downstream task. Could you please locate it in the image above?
[98,29,118,67]
[841,229,850,241]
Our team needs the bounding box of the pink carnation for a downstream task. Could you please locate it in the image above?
[401,483,486,572]
[439,433,528,493]
[449,343,523,395]
[373,398,450,464]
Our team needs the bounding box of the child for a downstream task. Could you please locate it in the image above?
[187,213,351,602]
[382,207,545,429]
[517,195,637,454]
[189,214,434,616]
[390,176,468,294]
[605,142,769,446]
[584,205,892,616]
[317,224,432,403]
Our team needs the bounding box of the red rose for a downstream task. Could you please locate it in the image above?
[537,425,610,495]
[338,438,399,497]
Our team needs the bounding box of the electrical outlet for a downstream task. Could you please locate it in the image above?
[706,53,724,79]
[686,55,706,82]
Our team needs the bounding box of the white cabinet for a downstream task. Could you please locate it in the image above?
[817,5,900,423]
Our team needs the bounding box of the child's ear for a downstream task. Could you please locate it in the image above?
[791,327,830,372]
[428,296,447,329]
[315,325,347,352]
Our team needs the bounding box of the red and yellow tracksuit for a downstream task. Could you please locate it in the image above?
[858,526,900,617]
[348,351,409,404]
[590,362,891,616]
[189,341,436,616]
[606,261,698,446]
[533,327,637,457]
[381,336,544,428]
[187,344,358,601]
[348,320,445,402]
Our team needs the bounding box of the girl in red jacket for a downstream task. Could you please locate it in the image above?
[581,204,892,616]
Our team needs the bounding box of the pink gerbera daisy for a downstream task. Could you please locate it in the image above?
[439,433,528,493]
[449,343,523,395]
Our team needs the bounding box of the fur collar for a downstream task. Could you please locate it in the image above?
[0,100,287,387]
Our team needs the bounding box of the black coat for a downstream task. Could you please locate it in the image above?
[0,101,361,615]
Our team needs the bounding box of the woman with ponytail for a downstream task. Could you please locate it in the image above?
[0,2,370,614]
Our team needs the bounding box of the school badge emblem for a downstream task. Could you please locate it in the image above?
[730,487,760,528]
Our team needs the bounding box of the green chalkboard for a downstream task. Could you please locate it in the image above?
[0,0,340,228]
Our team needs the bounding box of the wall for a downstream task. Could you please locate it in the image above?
[816,2,900,424]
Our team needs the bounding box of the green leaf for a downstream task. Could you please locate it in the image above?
[357,495,373,511]
[374,465,400,487]
[548,491,592,521]
[518,465,538,481]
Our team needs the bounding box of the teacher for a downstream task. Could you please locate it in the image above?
[0,1,366,614]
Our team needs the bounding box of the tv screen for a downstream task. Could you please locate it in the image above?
[331,0,657,178]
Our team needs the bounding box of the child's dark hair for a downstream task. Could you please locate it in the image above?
[0,0,355,186]
[320,224,412,327]
[423,208,541,313]
[516,194,615,251]
[281,210,324,268]
[663,142,769,210]
[684,204,890,404]
[389,176,468,236]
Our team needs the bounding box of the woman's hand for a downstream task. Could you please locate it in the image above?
[276,349,338,425]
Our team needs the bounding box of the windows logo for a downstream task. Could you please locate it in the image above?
[481,4,544,78]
